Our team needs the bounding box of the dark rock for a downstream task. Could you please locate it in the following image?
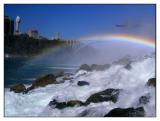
[54,71,64,78]
[76,72,87,78]
[77,108,104,117]
[55,102,67,109]
[63,77,74,80]
[10,83,26,93]
[23,86,34,94]
[32,74,57,88]
[49,89,121,110]
[139,94,150,105]
[49,99,84,109]
[77,110,90,117]
[67,100,84,107]
[91,64,110,71]
[77,81,89,86]
[147,78,156,87]
[124,64,132,70]
[103,64,111,70]
[24,74,58,93]
[48,99,58,107]
[79,64,91,71]
[85,88,121,105]
[79,64,110,72]
[49,99,67,109]
[104,107,145,117]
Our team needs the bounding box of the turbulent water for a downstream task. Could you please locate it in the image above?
[5,54,155,117]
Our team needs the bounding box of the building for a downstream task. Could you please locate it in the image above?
[28,29,39,39]
[15,16,21,34]
[4,16,14,35]
[52,32,60,40]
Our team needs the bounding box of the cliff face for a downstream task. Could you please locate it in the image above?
[4,35,64,57]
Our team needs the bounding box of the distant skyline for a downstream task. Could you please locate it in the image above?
[4,4,155,40]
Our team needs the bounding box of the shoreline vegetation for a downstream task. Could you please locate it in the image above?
[4,34,75,58]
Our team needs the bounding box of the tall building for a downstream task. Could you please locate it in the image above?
[15,16,21,34]
[4,16,14,35]
[28,29,39,39]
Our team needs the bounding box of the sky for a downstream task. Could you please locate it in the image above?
[4,4,155,40]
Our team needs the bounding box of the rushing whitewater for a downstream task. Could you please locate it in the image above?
[5,54,155,117]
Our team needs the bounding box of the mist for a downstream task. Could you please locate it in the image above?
[25,40,155,67]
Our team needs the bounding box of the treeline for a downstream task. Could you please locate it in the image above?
[4,35,66,57]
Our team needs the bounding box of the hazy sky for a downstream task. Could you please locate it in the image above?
[4,4,155,40]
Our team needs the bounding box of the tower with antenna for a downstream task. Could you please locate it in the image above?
[15,16,21,34]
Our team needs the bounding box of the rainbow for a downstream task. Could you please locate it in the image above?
[78,34,155,48]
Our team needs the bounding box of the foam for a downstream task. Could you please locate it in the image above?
[5,55,155,117]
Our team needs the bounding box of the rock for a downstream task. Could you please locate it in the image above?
[63,77,74,80]
[147,78,156,87]
[77,81,89,86]
[24,74,58,93]
[77,109,90,117]
[48,89,121,110]
[103,64,111,70]
[67,100,84,107]
[23,86,34,94]
[79,64,91,71]
[139,94,150,105]
[32,74,57,88]
[77,108,105,117]
[54,102,67,109]
[49,99,84,109]
[91,64,110,71]
[76,72,87,78]
[104,107,145,117]
[10,83,26,93]
[54,71,64,78]
[48,99,59,107]
[85,88,121,105]
[79,64,110,72]
[124,64,132,70]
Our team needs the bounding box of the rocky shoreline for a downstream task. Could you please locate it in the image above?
[9,63,156,117]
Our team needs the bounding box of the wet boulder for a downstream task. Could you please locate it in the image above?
[85,88,121,105]
[79,64,91,71]
[147,78,156,87]
[49,99,84,109]
[124,63,132,70]
[77,81,89,86]
[104,107,145,117]
[63,77,74,80]
[23,86,34,94]
[54,71,64,78]
[10,83,26,93]
[67,100,84,107]
[32,74,57,88]
[24,74,58,93]
[91,64,110,71]
[103,64,111,70]
[139,94,150,105]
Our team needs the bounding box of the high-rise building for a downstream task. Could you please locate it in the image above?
[4,16,14,35]
[15,16,21,34]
